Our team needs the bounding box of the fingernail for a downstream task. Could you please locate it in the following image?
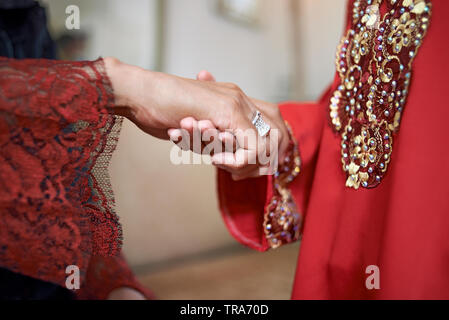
[212,156,223,165]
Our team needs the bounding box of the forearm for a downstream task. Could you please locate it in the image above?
[104,57,255,139]
[104,57,193,122]
[104,57,156,118]
[104,57,185,139]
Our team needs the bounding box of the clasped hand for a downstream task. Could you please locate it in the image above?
[105,58,289,180]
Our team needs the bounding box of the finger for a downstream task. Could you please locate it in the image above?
[200,126,221,156]
[233,127,258,155]
[168,128,182,142]
[225,93,262,151]
[198,120,216,151]
[214,161,259,178]
[189,119,204,154]
[179,117,200,152]
[211,149,257,170]
[233,115,274,166]
[168,128,192,151]
[214,162,258,177]
[197,70,216,82]
[198,120,215,132]
[232,169,261,181]
[218,131,237,152]
[180,117,197,133]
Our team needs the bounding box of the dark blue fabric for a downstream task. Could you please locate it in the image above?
[0,0,36,10]
[0,268,75,300]
[0,0,55,59]
[0,0,73,300]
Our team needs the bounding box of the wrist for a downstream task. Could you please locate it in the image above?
[276,121,300,183]
[278,124,290,163]
[104,57,145,117]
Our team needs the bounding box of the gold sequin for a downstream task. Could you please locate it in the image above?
[263,123,301,249]
[329,0,432,189]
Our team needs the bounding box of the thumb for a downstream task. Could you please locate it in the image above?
[197,70,216,82]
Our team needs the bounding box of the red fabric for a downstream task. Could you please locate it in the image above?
[76,254,155,300]
[0,57,150,299]
[217,102,324,252]
[217,0,449,299]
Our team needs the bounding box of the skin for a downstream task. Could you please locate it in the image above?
[169,71,290,181]
[105,57,289,180]
[104,57,256,139]
[107,287,146,300]
[102,58,288,298]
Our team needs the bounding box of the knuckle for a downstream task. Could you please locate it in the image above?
[221,95,236,108]
[227,95,240,111]
[234,160,247,170]
[233,164,244,171]
[225,82,240,90]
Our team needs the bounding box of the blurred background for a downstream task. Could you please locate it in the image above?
[42,0,346,299]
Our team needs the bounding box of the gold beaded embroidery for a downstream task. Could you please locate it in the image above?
[263,123,301,249]
[330,0,432,189]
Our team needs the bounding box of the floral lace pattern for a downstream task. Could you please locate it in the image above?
[329,0,432,189]
[0,57,123,286]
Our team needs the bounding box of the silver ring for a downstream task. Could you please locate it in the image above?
[252,110,271,137]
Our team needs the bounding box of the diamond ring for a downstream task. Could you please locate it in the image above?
[251,110,271,137]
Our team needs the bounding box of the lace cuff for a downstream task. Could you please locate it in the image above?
[263,123,302,249]
[0,57,123,288]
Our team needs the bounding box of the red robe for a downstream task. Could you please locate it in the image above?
[218,0,449,299]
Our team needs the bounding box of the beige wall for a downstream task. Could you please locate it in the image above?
[115,0,346,268]
[45,0,346,268]
[44,0,158,69]
[297,0,347,100]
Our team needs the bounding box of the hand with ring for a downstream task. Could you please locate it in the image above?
[168,71,290,181]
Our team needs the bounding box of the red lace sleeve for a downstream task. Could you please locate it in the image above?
[0,57,114,122]
[0,57,124,288]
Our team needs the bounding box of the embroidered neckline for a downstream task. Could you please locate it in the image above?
[329,0,432,189]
